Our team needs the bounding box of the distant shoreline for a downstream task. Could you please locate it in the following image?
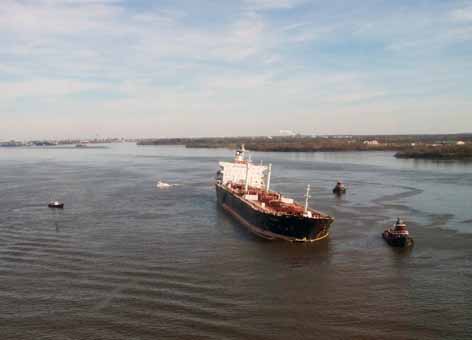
[394,145,472,160]
[137,135,472,160]
[3,135,471,160]
[0,145,108,150]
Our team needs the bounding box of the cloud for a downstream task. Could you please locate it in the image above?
[0,0,471,138]
[0,0,123,35]
[0,79,110,99]
[243,0,305,11]
[450,4,472,21]
[0,0,282,89]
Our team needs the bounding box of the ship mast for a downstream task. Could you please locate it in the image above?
[244,162,249,193]
[266,163,272,192]
[304,184,311,213]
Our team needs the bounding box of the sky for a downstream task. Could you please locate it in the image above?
[0,0,471,139]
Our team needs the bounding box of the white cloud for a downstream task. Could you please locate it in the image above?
[243,0,305,11]
[450,5,472,21]
[0,0,470,138]
[0,0,122,35]
[0,79,110,99]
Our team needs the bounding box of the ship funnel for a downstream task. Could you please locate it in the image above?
[235,144,246,162]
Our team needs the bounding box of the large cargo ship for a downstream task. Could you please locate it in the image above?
[215,145,334,242]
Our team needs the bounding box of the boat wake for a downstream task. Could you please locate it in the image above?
[156,181,179,189]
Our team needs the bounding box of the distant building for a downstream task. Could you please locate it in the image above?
[0,140,24,147]
[363,140,379,145]
[279,129,296,136]
[457,141,465,145]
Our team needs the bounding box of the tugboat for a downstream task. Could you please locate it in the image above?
[382,218,413,247]
[332,181,346,195]
[216,145,334,242]
[48,201,64,209]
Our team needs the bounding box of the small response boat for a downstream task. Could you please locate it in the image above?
[383,218,413,247]
[332,181,347,195]
[48,201,64,209]
[157,180,172,188]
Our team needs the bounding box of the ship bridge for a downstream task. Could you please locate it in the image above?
[218,161,267,188]
[217,145,268,189]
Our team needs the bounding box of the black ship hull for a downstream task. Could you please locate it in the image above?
[216,184,333,242]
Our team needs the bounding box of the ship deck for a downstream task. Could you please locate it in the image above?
[219,183,330,220]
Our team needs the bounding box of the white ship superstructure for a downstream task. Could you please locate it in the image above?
[216,145,268,189]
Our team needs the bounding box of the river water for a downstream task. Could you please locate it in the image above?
[0,144,471,339]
